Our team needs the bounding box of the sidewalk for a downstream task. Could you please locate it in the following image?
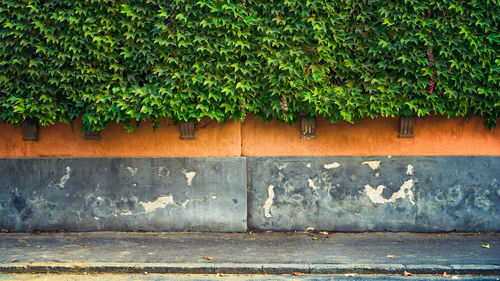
[0,232,498,275]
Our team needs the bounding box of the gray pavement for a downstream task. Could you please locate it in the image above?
[1,274,500,281]
[0,232,498,275]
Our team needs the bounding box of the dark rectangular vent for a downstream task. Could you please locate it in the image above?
[180,121,195,140]
[300,117,316,139]
[23,119,39,141]
[398,116,415,138]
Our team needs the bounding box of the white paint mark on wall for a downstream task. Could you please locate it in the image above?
[364,179,415,205]
[126,167,138,176]
[158,167,170,177]
[362,161,381,170]
[140,195,175,213]
[308,178,319,190]
[184,171,196,186]
[278,163,288,170]
[119,210,133,216]
[55,167,72,188]
[406,164,414,175]
[264,185,275,218]
[324,162,341,169]
[181,199,190,208]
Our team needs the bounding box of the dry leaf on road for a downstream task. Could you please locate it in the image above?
[482,243,490,249]
[403,271,412,276]
[443,271,451,278]
[319,231,329,235]
[204,256,213,260]
[386,254,395,259]
[291,272,304,276]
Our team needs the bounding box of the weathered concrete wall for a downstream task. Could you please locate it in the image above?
[0,158,246,232]
[248,156,500,232]
[1,156,499,232]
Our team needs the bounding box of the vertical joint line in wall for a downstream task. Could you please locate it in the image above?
[240,121,243,157]
[244,156,249,231]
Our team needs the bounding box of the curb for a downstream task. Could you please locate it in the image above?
[1,263,499,275]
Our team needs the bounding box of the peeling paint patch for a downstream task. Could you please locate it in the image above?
[184,171,196,186]
[126,167,138,176]
[406,164,414,175]
[181,199,190,208]
[119,210,133,216]
[324,162,340,169]
[364,179,415,205]
[158,167,170,178]
[278,163,288,170]
[308,178,319,190]
[55,167,72,188]
[264,185,275,218]
[362,161,381,170]
[140,195,175,213]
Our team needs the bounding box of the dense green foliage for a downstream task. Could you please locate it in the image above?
[0,0,499,131]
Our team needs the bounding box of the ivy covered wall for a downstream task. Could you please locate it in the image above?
[0,0,498,131]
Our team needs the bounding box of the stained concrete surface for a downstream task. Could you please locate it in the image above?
[0,158,246,232]
[248,156,500,231]
[0,232,498,266]
[1,274,500,281]
[1,156,500,232]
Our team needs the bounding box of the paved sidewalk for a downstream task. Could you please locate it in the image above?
[0,232,498,275]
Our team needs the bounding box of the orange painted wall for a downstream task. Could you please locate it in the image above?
[0,119,241,157]
[241,115,500,156]
[1,115,499,157]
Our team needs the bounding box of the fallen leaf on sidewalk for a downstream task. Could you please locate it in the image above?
[482,243,490,248]
[386,254,395,259]
[397,239,403,243]
[216,273,227,277]
[204,256,213,260]
[291,272,304,276]
[403,271,412,276]
[443,271,451,278]
[319,231,328,235]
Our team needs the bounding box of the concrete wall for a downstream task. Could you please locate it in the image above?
[0,156,499,232]
[0,158,246,232]
[0,116,499,232]
[247,156,500,232]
